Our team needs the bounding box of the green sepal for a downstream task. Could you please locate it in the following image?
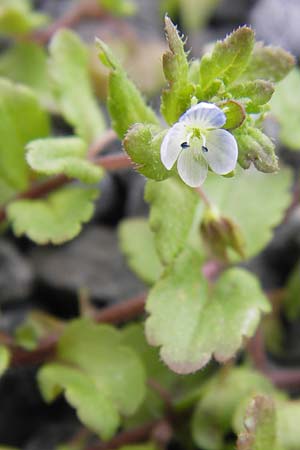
[96,38,159,138]
[218,99,246,130]
[123,124,170,181]
[161,16,195,124]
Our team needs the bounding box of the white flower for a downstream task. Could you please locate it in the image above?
[161,102,238,187]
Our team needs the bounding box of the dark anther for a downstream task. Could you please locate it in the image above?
[202,146,208,153]
[181,142,190,149]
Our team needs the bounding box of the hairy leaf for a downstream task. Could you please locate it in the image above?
[271,68,300,150]
[242,43,295,83]
[119,218,163,285]
[146,250,270,373]
[229,80,274,113]
[123,124,170,181]
[7,187,98,245]
[237,395,278,450]
[38,319,146,439]
[0,78,50,192]
[161,16,194,124]
[0,346,10,377]
[96,38,158,138]
[192,368,275,450]
[234,124,278,173]
[199,27,254,94]
[27,137,104,183]
[50,30,106,143]
[145,178,199,265]
[202,168,291,259]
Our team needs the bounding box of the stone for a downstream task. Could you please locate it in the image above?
[29,226,145,310]
[0,239,34,306]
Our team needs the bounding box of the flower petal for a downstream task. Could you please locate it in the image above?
[179,102,226,129]
[161,122,186,170]
[204,129,238,175]
[177,146,208,187]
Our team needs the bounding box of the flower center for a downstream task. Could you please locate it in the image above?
[181,126,209,155]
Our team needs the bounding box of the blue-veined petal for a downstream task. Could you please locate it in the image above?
[161,122,186,170]
[204,129,238,174]
[179,102,226,129]
[177,145,208,187]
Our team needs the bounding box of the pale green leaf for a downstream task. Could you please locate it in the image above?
[0,0,48,36]
[123,124,170,181]
[201,168,292,259]
[38,319,146,439]
[145,178,199,265]
[234,124,278,173]
[192,368,275,450]
[199,27,255,94]
[229,80,274,113]
[161,16,194,124]
[0,78,50,192]
[0,345,10,377]
[7,187,98,245]
[50,30,106,143]
[0,42,51,107]
[146,250,270,373]
[27,137,104,184]
[241,43,295,83]
[96,38,158,138]
[270,68,300,150]
[237,395,278,450]
[119,218,163,285]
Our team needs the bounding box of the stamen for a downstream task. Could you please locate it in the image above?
[202,146,208,153]
[201,133,208,152]
[181,142,190,149]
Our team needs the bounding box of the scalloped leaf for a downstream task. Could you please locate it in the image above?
[123,124,170,181]
[0,0,48,36]
[237,395,278,450]
[242,43,295,83]
[50,30,106,143]
[0,78,50,192]
[119,218,163,285]
[199,27,255,95]
[96,38,158,138]
[7,187,98,245]
[229,80,274,113]
[161,16,194,124]
[0,345,10,377]
[145,178,199,265]
[27,137,104,184]
[146,250,270,373]
[38,319,146,440]
[270,68,300,151]
[201,168,292,259]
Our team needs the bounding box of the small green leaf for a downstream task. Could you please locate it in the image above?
[50,30,106,143]
[123,124,170,181]
[242,43,295,83]
[119,218,163,285]
[199,27,255,94]
[192,368,275,450]
[234,124,278,173]
[229,80,274,113]
[0,42,51,106]
[99,0,136,16]
[202,168,292,259]
[270,68,300,151]
[146,250,270,373]
[0,78,50,192]
[0,0,48,36]
[38,319,146,440]
[237,395,278,450]
[161,16,194,124]
[218,99,246,129]
[7,187,98,245]
[27,137,104,184]
[145,178,199,265]
[96,38,158,138]
[0,345,10,377]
